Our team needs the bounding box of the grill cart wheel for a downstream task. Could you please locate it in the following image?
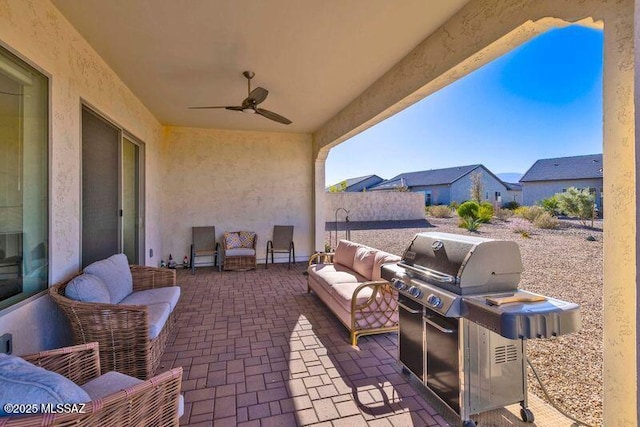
[520,407,535,423]
[462,420,477,427]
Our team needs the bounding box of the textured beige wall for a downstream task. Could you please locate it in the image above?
[325,192,424,222]
[161,127,313,264]
[313,0,635,424]
[0,0,164,353]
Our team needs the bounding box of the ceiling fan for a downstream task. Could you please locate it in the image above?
[189,71,292,125]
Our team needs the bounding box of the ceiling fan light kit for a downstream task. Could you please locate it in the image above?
[189,70,292,125]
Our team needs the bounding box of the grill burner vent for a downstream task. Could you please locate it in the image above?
[495,345,518,364]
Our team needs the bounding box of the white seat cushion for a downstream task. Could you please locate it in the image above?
[308,263,366,288]
[225,248,256,257]
[147,303,172,339]
[81,371,184,418]
[119,287,181,311]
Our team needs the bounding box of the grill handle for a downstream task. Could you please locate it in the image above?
[423,316,455,334]
[398,262,457,284]
[398,302,421,314]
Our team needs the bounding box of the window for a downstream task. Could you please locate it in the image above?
[0,46,48,311]
[495,191,501,202]
[425,191,432,206]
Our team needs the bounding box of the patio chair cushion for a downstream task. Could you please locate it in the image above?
[224,232,243,249]
[119,287,181,311]
[352,246,377,280]
[64,273,111,304]
[372,251,401,281]
[84,253,133,304]
[0,353,90,411]
[147,303,172,340]
[225,248,256,257]
[333,240,359,270]
[81,371,184,417]
[308,263,366,287]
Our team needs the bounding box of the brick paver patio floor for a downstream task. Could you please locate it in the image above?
[159,264,448,427]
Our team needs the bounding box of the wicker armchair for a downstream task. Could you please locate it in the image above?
[222,231,257,271]
[49,266,177,380]
[2,342,182,426]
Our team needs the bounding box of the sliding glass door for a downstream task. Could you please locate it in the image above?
[81,106,143,267]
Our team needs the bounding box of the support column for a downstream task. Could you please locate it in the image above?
[313,149,328,253]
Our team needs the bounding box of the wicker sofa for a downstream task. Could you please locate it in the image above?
[307,240,400,345]
[0,342,183,426]
[49,254,179,380]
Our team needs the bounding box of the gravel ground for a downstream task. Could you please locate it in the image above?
[325,216,603,426]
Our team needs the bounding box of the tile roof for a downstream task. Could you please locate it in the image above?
[504,182,522,191]
[327,174,382,190]
[520,154,603,182]
[370,164,483,189]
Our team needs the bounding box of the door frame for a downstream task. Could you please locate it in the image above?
[79,102,145,266]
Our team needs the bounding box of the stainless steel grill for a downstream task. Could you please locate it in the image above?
[380,232,581,427]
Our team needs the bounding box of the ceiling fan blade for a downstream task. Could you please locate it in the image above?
[188,105,234,109]
[249,87,268,105]
[225,106,244,111]
[256,108,292,125]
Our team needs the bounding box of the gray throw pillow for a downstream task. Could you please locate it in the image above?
[65,273,110,303]
[0,353,90,415]
[84,254,132,304]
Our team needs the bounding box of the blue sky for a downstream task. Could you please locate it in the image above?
[325,25,604,186]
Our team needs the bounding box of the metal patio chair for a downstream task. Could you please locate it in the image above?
[265,225,295,269]
[190,226,220,274]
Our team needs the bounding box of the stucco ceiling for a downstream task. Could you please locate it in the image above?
[52,0,469,133]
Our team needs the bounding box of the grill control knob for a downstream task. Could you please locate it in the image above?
[391,278,406,291]
[426,294,442,308]
[408,286,422,298]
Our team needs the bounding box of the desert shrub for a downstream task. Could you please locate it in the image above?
[477,202,494,223]
[507,217,534,235]
[449,201,460,210]
[514,205,545,222]
[538,196,560,216]
[429,205,453,218]
[555,187,596,226]
[502,201,520,210]
[457,201,479,220]
[459,216,481,232]
[494,208,513,221]
[533,211,560,229]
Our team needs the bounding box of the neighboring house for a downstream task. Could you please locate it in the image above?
[520,154,604,208]
[327,174,383,192]
[370,164,513,206]
[504,182,523,205]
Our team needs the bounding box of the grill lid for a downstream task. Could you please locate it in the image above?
[401,232,523,295]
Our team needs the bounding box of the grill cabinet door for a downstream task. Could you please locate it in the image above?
[398,296,424,381]
[425,312,460,412]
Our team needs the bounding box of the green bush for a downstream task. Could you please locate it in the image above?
[502,201,520,210]
[457,201,479,220]
[459,216,481,232]
[533,211,560,229]
[514,206,545,222]
[538,196,560,216]
[429,205,453,218]
[494,208,513,221]
[477,202,494,223]
[555,187,596,226]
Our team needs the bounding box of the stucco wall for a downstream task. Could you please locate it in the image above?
[324,192,424,222]
[522,178,603,207]
[0,0,164,354]
[410,184,450,205]
[161,127,313,265]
